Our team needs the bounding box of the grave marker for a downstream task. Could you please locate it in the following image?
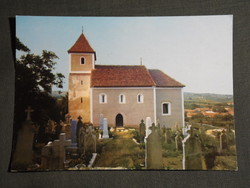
[146,123,163,169]
[11,106,35,170]
[84,126,97,154]
[182,127,205,170]
[99,114,104,130]
[145,117,152,142]
[102,118,109,138]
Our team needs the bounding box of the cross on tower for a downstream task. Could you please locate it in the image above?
[25,106,34,121]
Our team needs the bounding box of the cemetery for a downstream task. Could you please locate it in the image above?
[10,107,237,171]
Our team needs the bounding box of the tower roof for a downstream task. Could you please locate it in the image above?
[68,33,96,59]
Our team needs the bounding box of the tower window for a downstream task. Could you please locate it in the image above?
[80,57,85,65]
[81,97,83,103]
[137,94,144,103]
[119,94,126,104]
[81,80,83,85]
[99,93,107,104]
[162,102,171,115]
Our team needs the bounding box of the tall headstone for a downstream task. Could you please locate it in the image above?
[139,120,146,142]
[76,116,86,146]
[84,126,97,154]
[183,128,205,170]
[71,120,77,143]
[78,127,86,154]
[146,123,163,169]
[11,106,35,170]
[99,114,104,130]
[145,117,152,141]
[219,129,228,153]
[102,118,109,138]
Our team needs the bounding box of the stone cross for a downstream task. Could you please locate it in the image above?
[25,106,34,121]
[52,133,71,169]
[11,119,35,170]
[78,116,83,121]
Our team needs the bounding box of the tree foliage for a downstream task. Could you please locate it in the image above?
[14,37,65,130]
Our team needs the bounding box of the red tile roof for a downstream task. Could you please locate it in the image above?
[91,65,185,87]
[68,33,96,59]
[148,69,185,87]
[91,65,156,87]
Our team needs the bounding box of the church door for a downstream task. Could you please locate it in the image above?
[116,114,123,127]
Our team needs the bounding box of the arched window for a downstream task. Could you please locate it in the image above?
[137,94,144,103]
[162,102,171,115]
[80,57,85,65]
[119,94,126,104]
[99,93,107,104]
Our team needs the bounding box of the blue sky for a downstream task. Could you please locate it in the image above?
[16,15,233,94]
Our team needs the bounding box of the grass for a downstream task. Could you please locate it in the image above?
[94,130,145,169]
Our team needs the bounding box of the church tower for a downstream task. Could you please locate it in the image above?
[68,33,96,121]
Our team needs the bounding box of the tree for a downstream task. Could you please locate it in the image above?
[14,37,65,132]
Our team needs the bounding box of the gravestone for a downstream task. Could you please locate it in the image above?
[65,114,71,125]
[41,133,71,170]
[145,117,152,141]
[11,106,36,170]
[64,124,71,140]
[99,114,104,130]
[146,123,163,169]
[71,120,77,143]
[76,116,86,146]
[102,118,109,138]
[183,128,205,170]
[78,127,86,154]
[219,129,228,153]
[84,126,97,154]
[41,142,53,169]
[139,119,146,142]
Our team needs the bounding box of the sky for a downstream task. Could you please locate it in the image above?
[16,15,233,94]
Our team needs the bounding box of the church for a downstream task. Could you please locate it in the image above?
[67,33,185,128]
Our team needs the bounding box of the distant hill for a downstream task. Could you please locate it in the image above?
[184,92,233,103]
[51,91,67,98]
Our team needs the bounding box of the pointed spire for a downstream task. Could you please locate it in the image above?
[82,26,83,33]
[140,57,143,65]
[68,33,96,61]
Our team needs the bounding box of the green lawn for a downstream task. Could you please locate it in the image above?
[94,130,145,169]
